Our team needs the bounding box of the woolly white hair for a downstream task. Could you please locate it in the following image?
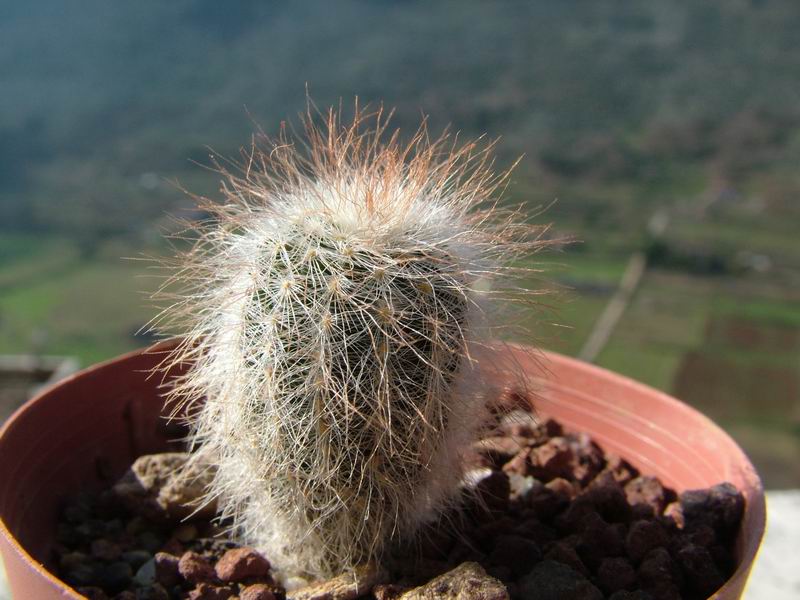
[155,105,550,581]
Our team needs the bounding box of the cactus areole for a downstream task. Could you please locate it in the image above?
[158,106,548,582]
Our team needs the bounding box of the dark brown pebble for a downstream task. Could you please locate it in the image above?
[91,539,122,562]
[581,471,631,523]
[215,547,272,582]
[95,561,133,593]
[544,540,589,576]
[626,519,669,564]
[676,543,725,597]
[487,534,542,577]
[637,547,683,600]
[75,587,109,600]
[517,559,603,600]
[134,583,170,600]
[179,551,216,584]
[473,470,511,514]
[608,591,655,600]
[596,557,637,594]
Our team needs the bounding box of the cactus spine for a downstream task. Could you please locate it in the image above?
[158,107,547,581]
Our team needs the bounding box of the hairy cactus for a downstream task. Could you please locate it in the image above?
[156,106,548,581]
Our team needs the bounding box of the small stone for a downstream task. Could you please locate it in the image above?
[64,563,98,587]
[134,583,170,600]
[502,448,531,477]
[173,523,199,543]
[638,548,682,600]
[662,502,684,529]
[136,531,164,553]
[530,438,574,481]
[581,471,631,523]
[676,543,725,597]
[527,482,569,520]
[188,583,236,600]
[517,560,602,600]
[288,563,387,599]
[397,562,508,599]
[575,513,624,569]
[241,583,280,600]
[91,539,122,562]
[625,477,666,517]
[679,482,744,534]
[160,537,184,556]
[473,436,526,468]
[75,587,109,600]
[596,557,636,594]
[179,551,216,584]
[133,558,156,586]
[608,592,655,600]
[95,561,133,593]
[603,454,637,485]
[59,551,90,571]
[215,547,272,582]
[472,470,511,514]
[507,473,536,499]
[113,452,217,521]
[115,591,137,600]
[154,552,182,587]
[626,520,669,564]
[122,550,152,569]
[543,541,588,576]
[373,584,410,600]
[487,534,542,577]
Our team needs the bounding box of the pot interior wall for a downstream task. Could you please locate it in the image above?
[0,346,183,570]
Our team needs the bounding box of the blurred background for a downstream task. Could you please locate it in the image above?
[1,0,798,488]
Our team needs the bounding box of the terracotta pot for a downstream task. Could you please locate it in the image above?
[0,341,765,599]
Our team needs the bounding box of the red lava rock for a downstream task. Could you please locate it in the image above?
[530,437,575,481]
[487,534,542,577]
[565,433,604,484]
[179,551,216,584]
[154,552,181,587]
[625,476,666,517]
[603,454,637,486]
[596,557,637,594]
[240,583,279,600]
[545,477,577,499]
[215,547,272,582]
[626,519,669,564]
[676,543,725,597]
[502,447,531,477]
[188,582,236,600]
[474,436,527,468]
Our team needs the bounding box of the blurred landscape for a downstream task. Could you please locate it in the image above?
[1,0,798,487]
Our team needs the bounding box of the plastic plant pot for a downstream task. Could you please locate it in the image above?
[0,341,765,599]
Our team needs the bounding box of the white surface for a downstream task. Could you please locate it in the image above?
[0,491,796,599]
[745,490,800,600]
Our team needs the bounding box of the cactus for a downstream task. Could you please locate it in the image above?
[156,106,549,582]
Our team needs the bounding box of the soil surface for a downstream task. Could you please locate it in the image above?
[53,409,744,600]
